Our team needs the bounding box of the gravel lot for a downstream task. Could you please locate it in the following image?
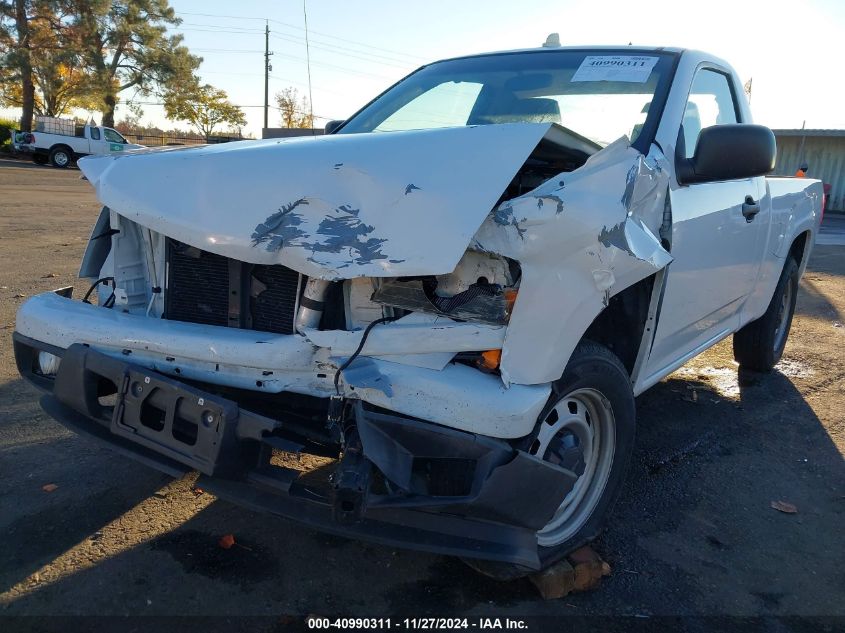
[1,158,843,626]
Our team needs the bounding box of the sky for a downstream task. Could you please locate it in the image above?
[6,0,845,136]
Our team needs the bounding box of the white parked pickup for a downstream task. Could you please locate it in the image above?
[14,45,823,576]
[23,116,143,167]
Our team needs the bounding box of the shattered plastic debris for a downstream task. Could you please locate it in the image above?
[218,533,236,549]
[770,500,798,514]
[41,483,58,492]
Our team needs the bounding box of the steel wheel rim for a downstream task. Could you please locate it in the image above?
[773,275,794,353]
[531,387,616,547]
[54,151,68,166]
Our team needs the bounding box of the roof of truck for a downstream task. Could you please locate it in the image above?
[436,45,686,64]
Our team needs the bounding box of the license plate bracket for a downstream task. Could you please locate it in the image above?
[110,366,241,476]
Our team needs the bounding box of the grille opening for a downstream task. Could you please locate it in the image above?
[166,241,230,327]
[165,239,303,335]
[250,264,300,334]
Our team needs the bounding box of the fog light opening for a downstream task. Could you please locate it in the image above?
[37,351,61,376]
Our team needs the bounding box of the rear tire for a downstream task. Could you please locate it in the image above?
[733,257,799,372]
[464,341,636,580]
[49,146,72,168]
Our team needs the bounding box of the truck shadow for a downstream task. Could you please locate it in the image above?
[794,245,842,324]
[2,360,842,618]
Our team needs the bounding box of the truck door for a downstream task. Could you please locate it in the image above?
[103,128,129,153]
[645,67,768,377]
[87,126,108,156]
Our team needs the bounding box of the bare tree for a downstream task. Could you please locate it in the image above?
[275,87,313,128]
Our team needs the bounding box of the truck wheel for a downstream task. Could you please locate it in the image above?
[49,146,72,168]
[464,341,636,579]
[733,256,799,372]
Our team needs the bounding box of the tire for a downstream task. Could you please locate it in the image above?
[464,340,636,580]
[733,256,799,372]
[32,154,48,166]
[49,146,72,168]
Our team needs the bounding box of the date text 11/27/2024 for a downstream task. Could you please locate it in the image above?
[306,617,529,630]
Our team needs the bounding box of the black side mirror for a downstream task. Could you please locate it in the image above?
[324,120,345,135]
[677,124,776,185]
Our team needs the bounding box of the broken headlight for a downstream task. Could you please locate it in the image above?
[370,251,519,326]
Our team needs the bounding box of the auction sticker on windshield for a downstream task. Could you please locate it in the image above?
[571,55,659,83]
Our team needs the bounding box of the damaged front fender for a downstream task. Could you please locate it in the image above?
[473,139,672,385]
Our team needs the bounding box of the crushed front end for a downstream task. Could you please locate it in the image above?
[14,122,669,568]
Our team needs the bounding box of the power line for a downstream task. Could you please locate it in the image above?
[269,33,416,70]
[176,21,420,70]
[192,48,264,54]
[173,10,428,63]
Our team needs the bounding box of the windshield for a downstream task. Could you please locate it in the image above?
[339,50,676,147]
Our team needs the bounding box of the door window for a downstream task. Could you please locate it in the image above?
[89,127,101,140]
[681,69,739,158]
[104,128,126,143]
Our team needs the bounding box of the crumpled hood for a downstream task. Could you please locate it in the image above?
[78,124,555,279]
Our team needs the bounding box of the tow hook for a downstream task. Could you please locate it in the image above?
[330,427,372,524]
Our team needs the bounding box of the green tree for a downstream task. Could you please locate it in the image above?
[74,0,200,127]
[0,0,37,130]
[164,80,246,139]
[275,87,314,128]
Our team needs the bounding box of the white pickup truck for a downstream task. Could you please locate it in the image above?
[24,116,143,167]
[14,45,822,576]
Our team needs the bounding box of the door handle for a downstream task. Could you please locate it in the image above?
[742,196,760,222]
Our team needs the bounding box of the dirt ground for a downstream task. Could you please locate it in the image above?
[0,158,843,626]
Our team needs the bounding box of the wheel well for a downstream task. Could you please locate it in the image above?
[788,230,810,266]
[50,144,72,154]
[583,275,656,376]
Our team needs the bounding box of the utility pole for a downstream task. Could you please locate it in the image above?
[264,21,272,133]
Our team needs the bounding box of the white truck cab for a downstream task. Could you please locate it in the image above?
[25,116,144,168]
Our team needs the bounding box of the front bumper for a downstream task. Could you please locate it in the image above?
[14,337,575,569]
[15,292,549,438]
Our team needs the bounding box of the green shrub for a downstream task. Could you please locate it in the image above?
[0,117,17,146]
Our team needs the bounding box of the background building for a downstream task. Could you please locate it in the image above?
[773,129,845,211]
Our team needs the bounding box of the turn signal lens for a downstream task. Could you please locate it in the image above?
[479,349,502,370]
[504,289,518,316]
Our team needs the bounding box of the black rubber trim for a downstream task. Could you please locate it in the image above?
[198,475,542,568]
[298,296,324,310]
